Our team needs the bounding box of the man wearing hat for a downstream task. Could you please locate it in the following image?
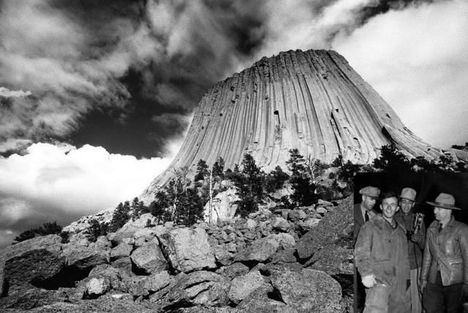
[354,186,381,243]
[394,187,425,313]
[355,191,410,313]
[354,186,380,313]
[421,193,468,313]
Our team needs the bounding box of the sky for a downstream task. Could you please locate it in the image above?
[1,0,467,247]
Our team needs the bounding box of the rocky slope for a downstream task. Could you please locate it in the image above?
[0,197,354,313]
[143,49,440,197]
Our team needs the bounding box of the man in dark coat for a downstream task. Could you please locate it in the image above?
[421,193,468,313]
[355,191,410,313]
[354,186,381,313]
[394,187,425,313]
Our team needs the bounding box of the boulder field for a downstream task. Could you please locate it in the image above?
[0,197,354,313]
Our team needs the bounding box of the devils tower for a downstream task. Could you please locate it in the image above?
[143,49,440,197]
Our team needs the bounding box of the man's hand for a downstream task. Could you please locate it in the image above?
[362,274,377,288]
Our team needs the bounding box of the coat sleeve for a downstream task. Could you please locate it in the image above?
[459,224,468,284]
[421,227,432,283]
[354,222,373,278]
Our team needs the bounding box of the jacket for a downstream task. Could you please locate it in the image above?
[355,214,410,289]
[421,216,468,286]
[353,203,377,245]
[394,211,425,270]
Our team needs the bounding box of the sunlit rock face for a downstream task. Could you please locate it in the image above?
[142,49,439,198]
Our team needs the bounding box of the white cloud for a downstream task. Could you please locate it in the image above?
[0,143,173,235]
[0,87,32,98]
[333,0,468,148]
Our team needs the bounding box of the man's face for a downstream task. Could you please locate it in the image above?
[434,207,452,222]
[362,195,377,211]
[381,197,399,219]
[400,198,414,214]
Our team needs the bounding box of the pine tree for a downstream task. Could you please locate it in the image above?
[194,159,209,181]
[109,201,131,232]
[150,190,170,223]
[212,157,225,179]
[234,153,265,217]
[286,149,317,206]
[265,165,289,193]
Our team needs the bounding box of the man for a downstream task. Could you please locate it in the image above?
[354,186,380,313]
[354,186,381,243]
[421,193,468,313]
[355,191,410,313]
[394,187,425,313]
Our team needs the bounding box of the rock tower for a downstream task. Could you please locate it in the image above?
[143,49,439,197]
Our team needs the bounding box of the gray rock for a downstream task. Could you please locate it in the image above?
[1,235,64,291]
[111,257,133,274]
[84,277,110,297]
[270,268,342,313]
[130,242,167,274]
[245,219,257,229]
[236,286,295,313]
[213,244,235,266]
[62,241,110,269]
[228,270,267,304]
[270,247,297,264]
[268,233,296,248]
[218,262,250,280]
[316,206,328,215]
[143,270,172,293]
[0,286,67,310]
[204,188,240,224]
[110,242,133,260]
[271,217,290,232]
[108,214,164,244]
[235,236,279,263]
[88,264,126,291]
[161,271,230,308]
[288,210,307,222]
[159,227,216,273]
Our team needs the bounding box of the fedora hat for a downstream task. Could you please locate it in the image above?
[400,187,416,202]
[359,186,380,198]
[426,193,461,210]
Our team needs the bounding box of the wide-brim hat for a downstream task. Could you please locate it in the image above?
[400,187,416,202]
[426,193,461,210]
[359,186,380,198]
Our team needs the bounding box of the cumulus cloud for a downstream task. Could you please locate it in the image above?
[0,142,173,247]
[333,0,468,148]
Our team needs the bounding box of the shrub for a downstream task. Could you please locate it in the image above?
[13,221,63,244]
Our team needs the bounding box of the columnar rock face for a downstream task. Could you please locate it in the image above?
[143,49,439,196]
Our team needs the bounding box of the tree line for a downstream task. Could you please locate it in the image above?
[14,145,466,243]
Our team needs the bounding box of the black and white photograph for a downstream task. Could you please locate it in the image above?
[0,0,467,312]
[354,170,468,313]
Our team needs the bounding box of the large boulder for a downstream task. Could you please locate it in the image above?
[270,267,342,313]
[1,235,64,291]
[296,197,352,260]
[235,236,279,263]
[159,227,216,273]
[203,188,240,223]
[228,270,267,304]
[160,271,230,308]
[130,241,168,274]
[84,277,111,298]
[110,242,133,260]
[62,241,110,269]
